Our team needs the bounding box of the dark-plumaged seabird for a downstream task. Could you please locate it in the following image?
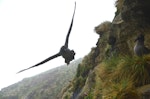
[134,34,150,56]
[17,2,76,73]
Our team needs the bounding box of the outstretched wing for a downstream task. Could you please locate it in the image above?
[64,2,76,48]
[17,53,61,73]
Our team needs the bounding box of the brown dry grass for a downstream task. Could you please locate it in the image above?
[94,21,111,35]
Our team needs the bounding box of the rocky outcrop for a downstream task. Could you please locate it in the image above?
[60,0,150,99]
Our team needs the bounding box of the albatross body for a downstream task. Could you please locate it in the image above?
[134,34,150,56]
[17,2,76,73]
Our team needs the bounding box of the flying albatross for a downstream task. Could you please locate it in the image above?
[134,34,150,56]
[17,2,76,73]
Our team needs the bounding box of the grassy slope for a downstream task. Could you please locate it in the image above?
[0,58,82,99]
[61,0,150,98]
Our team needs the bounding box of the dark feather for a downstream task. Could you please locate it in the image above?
[17,53,60,73]
[64,2,76,47]
[134,34,150,56]
[17,2,76,73]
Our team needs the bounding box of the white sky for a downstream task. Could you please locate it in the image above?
[0,0,116,90]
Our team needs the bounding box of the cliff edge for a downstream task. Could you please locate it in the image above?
[60,0,150,99]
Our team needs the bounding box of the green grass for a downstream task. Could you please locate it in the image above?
[97,55,150,98]
[114,55,150,86]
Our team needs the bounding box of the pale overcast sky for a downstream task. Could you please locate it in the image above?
[0,0,116,89]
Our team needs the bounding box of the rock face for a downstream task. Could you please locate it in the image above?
[60,0,150,99]
[93,0,150,63]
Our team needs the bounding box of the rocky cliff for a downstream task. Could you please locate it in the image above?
[60,0,150,99]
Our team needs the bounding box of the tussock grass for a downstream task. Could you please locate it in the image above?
[97,55,150,98]
[94,21,111,35]
[98,56,121,83]
[114,55,150,86]
[103,79,140,99]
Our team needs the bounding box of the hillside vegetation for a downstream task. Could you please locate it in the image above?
[60,0,150,99]
[1,0,150,99]
[0,58,82,99]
